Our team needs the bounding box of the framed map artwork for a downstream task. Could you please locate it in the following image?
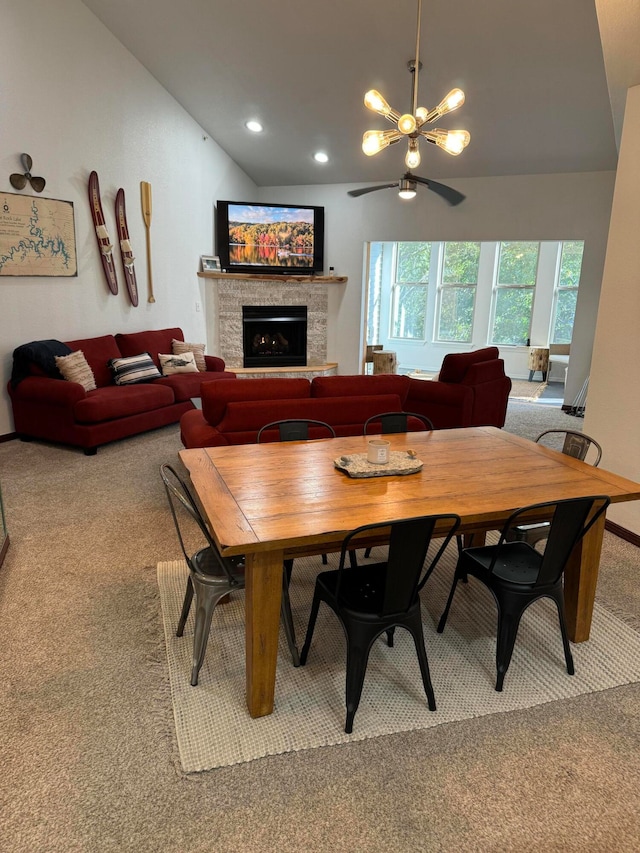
[0,191,77,277]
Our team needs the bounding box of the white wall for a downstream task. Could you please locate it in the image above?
[584,84,640,535]
[260,172,615,399]
[0,0,256,437]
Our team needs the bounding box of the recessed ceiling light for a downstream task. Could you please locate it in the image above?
[245,120,263,133]
[313,152,329,163]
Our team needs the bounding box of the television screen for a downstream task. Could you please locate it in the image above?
[216,200,324,275]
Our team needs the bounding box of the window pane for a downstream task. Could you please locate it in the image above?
[492,288,533,345]
[558,241,584,287]
[443,242,480,284]
[552,290,578,343]
[437,287,475,342]
[391,285,427,339]
[396,242,430,283]
[498,242,539,285]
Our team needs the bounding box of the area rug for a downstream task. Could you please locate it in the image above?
[158,546,640,773]
[509,378,549,402]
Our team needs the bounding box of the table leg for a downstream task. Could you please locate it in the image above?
[563,511,605,642]
[244,549,284,717]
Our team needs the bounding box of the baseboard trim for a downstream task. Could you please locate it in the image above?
[605,519,640,548]
[0,432,17,443]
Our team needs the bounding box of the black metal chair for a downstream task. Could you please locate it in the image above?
[363,411,434,435]
[256,419,337,443]
[437,495,611,692]
[506,430,603,546]
[300,513,461,733]
[160,463,300,682]
[256,418,337,661]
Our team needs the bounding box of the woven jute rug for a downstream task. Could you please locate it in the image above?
[158,545,640,773]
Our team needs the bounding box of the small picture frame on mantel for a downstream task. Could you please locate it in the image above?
[201,255,221,272]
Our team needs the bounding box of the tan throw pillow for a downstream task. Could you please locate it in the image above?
[159,352,199,375]
[55,350,97,392]
[173,339,206,372]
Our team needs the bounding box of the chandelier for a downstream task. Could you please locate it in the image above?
[362,0,470,171]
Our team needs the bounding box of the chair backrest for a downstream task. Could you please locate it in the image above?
[498,496,610,586]
[535,429,602,466]
[363,411,434,434]
[338,514,460,615]
[256,418,336,443]
[160,463,237,583]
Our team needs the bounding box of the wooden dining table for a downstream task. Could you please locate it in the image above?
[179,427,640,718]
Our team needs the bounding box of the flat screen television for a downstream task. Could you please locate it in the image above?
[216,200,325,275]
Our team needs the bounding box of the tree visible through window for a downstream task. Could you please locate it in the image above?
[552,241,583,343]
[391,242,430,339]
[491,242,539,346]
[437,242,480,342]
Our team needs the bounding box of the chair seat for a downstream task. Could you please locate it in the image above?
[317,563,413,618]
[464,542,542,585]
[192,547,245,584]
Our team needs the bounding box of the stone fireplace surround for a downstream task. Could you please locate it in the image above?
[207,277,329,370]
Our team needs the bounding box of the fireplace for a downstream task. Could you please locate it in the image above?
[242,305,308,367]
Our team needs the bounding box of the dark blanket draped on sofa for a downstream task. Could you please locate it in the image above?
[11,340,73,388]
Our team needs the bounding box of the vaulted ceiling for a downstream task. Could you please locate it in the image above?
[80,0,639,189]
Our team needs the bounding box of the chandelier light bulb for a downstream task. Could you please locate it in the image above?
[364,89,394,117]
[424,128,471,155]
[405,139,421,169]
[362,129,401,156]
[397,113,417,135]
[415,106,429,127]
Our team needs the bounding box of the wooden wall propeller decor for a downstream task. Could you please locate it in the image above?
[10,154,46,193]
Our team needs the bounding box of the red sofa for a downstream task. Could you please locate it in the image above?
[180,350,511,448]
[8,327,235,454]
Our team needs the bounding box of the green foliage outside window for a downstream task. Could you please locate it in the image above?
[497,242,539,285]
[552,241,583,342]
[396,242,430,282]
[438,243,480,342]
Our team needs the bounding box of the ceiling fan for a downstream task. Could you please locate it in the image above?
[348,172,465,205]
[349,0,469,203]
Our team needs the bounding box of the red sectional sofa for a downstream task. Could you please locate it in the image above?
[180,348,512,448]
[8,327,235,454]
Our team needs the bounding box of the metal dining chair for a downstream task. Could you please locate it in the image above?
[363,411,434,434]
[438,495,611,692]
[300,512,461,733]
[506,429,603,546]
[160,463,300,681]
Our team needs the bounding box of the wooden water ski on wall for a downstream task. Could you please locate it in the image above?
[115,188,139,307]
[88,170,118,295]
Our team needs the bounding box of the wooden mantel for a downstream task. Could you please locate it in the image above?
[198,271,347,283]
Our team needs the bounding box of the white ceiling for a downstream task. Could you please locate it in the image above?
[79,0,638,189]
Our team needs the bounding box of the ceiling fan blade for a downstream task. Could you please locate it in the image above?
[407,173,465,206]
[348,182,400,197]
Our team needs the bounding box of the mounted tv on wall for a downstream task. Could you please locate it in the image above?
[216,200,325,276]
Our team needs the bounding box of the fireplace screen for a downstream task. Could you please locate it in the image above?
[242,305,308,368]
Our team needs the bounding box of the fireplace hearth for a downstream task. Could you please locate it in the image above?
[242,305,308,367]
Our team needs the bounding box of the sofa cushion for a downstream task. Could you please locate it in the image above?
[201,378,311,426]
[65,335,122,388]
[115,328,185,368]
[172,339,206,371]
[311,374,411,405]
[159,352,199,375]
[73,383,176,424]
[109,353,162,385]
[55,350,97,392]
[156,374,232,403]
[438,347,500,384]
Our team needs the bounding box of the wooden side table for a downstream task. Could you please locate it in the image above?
[527,347,549,381]
[372,350,397,374]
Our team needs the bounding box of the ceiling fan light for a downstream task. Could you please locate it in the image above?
[424,128,471,155]
[397,113,417,135]
[405,139,421,169]
[362,129,401,156]
[398,189,417,200]
[245,119,263,133]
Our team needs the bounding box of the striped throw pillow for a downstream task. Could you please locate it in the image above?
[108,353,161,385]
[55,350,97,392]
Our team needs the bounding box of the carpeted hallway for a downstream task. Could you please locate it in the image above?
[0,401,639,852]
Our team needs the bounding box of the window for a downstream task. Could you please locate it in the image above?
[552,241,583,344]
[437,242,480,342]
[390,242,430,340]
[491,242,539,346]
